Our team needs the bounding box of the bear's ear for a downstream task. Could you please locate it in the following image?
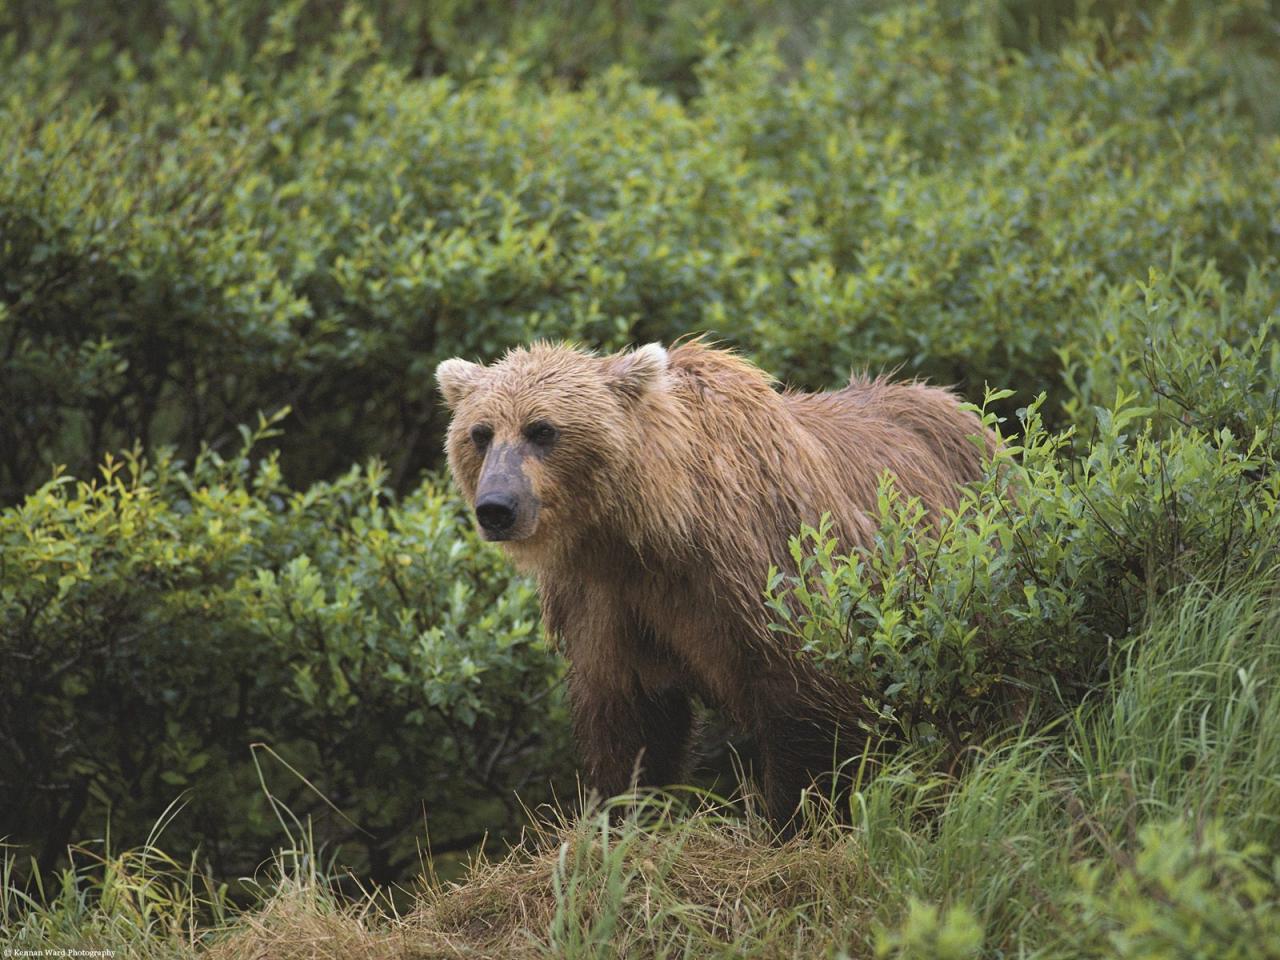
[435,357,486,409]
[607,343,669,403]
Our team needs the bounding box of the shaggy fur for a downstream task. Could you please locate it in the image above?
[437,341,994,827]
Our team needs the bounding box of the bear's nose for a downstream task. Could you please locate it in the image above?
[475,494,517,534]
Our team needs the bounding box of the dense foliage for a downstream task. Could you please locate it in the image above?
[2,0,1280,954]
[1,413,566,882]
[2,0,1278,499]
[768,268,1280,754]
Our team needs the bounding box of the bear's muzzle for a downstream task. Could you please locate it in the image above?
[474,442,540,541]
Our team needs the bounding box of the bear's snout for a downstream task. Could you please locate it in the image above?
[475,494,518,537]
[473,443,540,542]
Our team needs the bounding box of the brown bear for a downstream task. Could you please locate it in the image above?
[436,340,994,828]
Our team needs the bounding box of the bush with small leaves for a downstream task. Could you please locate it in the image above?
[0,415,568,885]
[1070,819,1280,960]
[2,2,1277,500]
[768,326,1280,753]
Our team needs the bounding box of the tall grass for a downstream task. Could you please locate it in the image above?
[6,568,1277,957]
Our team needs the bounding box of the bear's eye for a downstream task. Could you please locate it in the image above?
[524,420,559,448]
[469,424,493,450]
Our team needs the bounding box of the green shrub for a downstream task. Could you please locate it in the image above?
[0,416,569,884]
[2,1,1277,500]
[856,569,1280,959]
[875,899,984,959]
[1061,262,1280,445]
[14,0,1261,106]
[767,314,1280,753]
[1071,818,1280,959]
[0,0,850,102]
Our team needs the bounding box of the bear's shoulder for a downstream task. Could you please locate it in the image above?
[665,342,778,399]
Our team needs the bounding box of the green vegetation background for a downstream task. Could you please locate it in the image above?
[2,0,1280,955]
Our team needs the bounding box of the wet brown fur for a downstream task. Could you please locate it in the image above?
[437,341,995,827]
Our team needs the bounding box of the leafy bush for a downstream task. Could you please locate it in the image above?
[875,899,984,959]
[2,1,1277,500]
[864,569,1280,960]
[768,309,1280,754]
[1070,818,1280,959]
[13,0,1264,105]
[0,0,852,101]
[1061,262,1280,443]
[0,416,568,884]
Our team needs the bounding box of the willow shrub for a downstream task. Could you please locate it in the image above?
[0,415,567,884]
[768,309,1280,755]
[2,2,1278,500]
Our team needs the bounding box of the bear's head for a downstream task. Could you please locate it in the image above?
[435,342,670,556]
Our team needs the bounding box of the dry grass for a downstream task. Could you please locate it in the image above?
[207,794,878,960]
[206,893,408,959]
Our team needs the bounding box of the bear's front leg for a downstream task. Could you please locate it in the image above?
[567,665,694,800]
[755,708,848,835]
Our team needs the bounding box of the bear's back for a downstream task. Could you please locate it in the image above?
[660,344,989,534]
[784,376,992,518]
